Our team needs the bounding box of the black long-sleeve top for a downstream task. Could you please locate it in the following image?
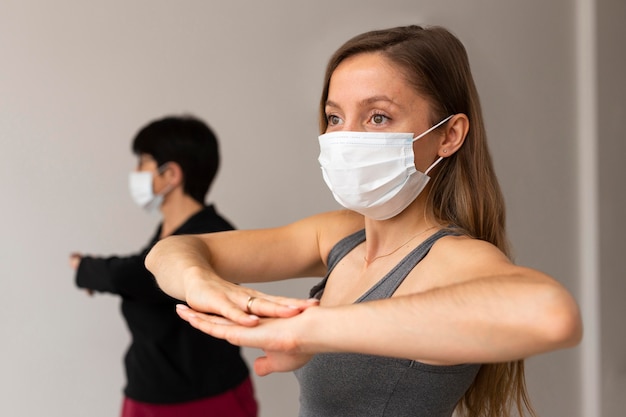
[75,205,250,403]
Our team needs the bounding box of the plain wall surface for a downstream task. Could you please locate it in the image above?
[598,0,626,416]
[1,1,619,416]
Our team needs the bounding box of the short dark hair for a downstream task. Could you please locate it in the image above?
[131,115,220,203]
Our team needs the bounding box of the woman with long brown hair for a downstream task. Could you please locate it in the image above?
[146,25,582,417]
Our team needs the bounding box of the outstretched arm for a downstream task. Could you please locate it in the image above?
[174,238,582,375]
[145,210,365,325]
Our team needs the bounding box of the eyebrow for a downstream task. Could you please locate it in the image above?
[325,95,398,108]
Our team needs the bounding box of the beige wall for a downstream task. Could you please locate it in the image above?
[598,0,626,416]
[1,0,619,416]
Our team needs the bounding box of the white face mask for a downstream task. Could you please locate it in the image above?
[128,165,170,213]
[318,115,452,220]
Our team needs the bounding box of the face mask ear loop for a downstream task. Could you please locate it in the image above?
[424,156,444,175]
[412,114,454,142]
[157,183,175,197]
[156,162,170,175]
[155,163,175,197]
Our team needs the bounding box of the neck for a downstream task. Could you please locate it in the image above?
[362,197,437,265]
[159,191,204,238]
[363,222,436,265]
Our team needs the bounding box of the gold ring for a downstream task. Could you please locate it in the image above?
[246,296,257,314]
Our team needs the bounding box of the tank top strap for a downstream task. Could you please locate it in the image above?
[328,229,366,271]
[309,228,459,300]
[356,228,458,302]
[309,229,366,299]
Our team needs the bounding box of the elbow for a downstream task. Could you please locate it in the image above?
[557,302,583,348]
[145,244,156,270]
[538,286,583,350]
[145,238,167,273]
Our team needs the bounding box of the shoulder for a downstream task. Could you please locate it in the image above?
[420,233,515,285]
[288,210,363,233]
[286,210,364,263]
[308,210,364,241]
[320,210,364,263]
[432,233,510,263]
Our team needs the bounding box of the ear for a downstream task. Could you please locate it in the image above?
[162,161,184,187]
[438,113,469,157]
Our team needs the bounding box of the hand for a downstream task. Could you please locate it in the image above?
[69,252,93,296]
[69,252,82,270]
[176,304,315,375]
[183,271,318,327]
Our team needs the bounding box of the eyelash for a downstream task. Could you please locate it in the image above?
[327,114,341,126]
[325,111,392,127]
[369,112,390,125]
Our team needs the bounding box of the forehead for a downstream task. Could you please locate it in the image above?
[328,53,418,103]
[137,153,157,166]
[138,153,154,160]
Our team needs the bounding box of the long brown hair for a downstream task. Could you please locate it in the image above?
[319,25,535,417]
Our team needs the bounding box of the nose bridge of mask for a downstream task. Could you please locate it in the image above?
[319,131,415,147]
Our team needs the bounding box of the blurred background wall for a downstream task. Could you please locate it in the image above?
[0,0,623,416]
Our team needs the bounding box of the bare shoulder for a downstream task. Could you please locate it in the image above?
[317,209,365,234]
[421,233,522,286]
[431,233,510,264]
[294,210,364,264]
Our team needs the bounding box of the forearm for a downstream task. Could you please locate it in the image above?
[146,235,214,300]
[300,273,582,364]
[75,257,118,293]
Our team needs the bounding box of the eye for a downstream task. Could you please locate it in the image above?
[370,113,390,125]
[327,114,343,126]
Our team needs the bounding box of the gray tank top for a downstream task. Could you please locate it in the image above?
[294,229,481,417]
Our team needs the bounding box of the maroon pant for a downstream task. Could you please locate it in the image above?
[120,377,258,417]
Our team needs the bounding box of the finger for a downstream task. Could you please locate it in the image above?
[219,301,261,326]
[186,285,261,326]
[176,305,215,327]
[199,292,298,326]
[242,295,318,319]
[176,304,236,325]
[179,307,252,347]
[244,296,297,319]
[253,356,273,377]
[262,294,320,308]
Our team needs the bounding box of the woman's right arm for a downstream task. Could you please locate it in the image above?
[145,210,363,325]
